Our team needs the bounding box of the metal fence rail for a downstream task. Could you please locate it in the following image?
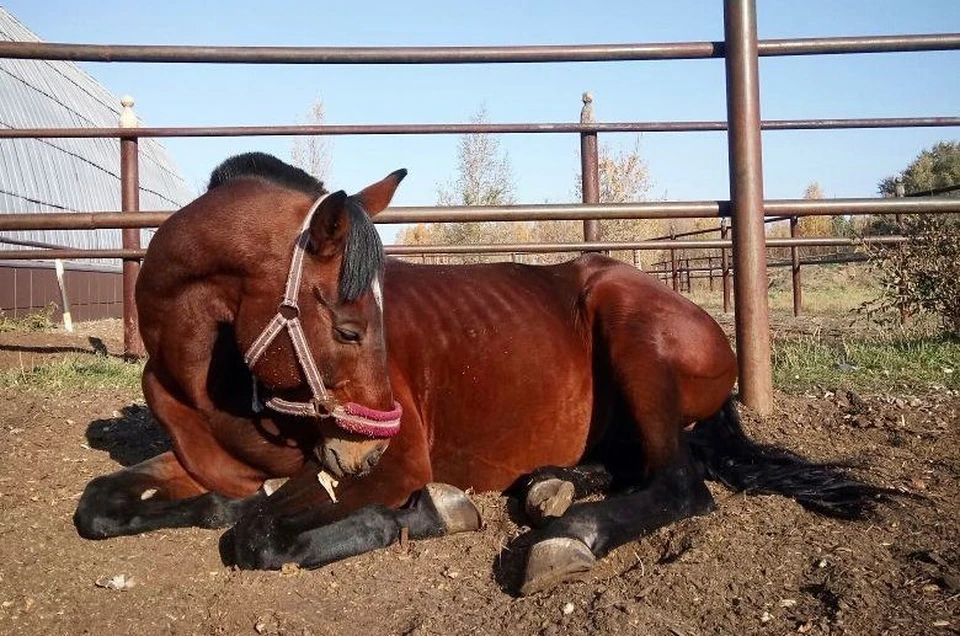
[3,198,959,232]
[1,33,958,63]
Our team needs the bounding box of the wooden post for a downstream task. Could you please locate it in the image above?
[54,259,73,332]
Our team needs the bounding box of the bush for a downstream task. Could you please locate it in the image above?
[862,214,960,334]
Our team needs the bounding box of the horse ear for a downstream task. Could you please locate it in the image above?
[353,169,407,216]
[308,190,350,258]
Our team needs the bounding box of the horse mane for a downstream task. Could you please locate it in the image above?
[207,152,383,302]
[207,152,325,196]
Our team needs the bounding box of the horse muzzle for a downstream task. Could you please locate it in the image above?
[315,435,389,479]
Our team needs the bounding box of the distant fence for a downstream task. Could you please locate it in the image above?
[1,0,960,413]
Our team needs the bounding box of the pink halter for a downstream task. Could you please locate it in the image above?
[243,193,402,438]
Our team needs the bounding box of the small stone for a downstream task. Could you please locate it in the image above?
[562,602,575,615]
[779,598,797,608]
[95,574,136,590]
[443,568,460,579]
[280,563,301,577]
[760,611,773,623]
[923,583,941,593]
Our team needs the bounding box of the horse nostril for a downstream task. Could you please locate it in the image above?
[364,448,384,471]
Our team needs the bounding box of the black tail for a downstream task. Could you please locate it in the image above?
[687,397,897,519]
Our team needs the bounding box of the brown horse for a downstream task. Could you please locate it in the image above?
[74,153,890,595]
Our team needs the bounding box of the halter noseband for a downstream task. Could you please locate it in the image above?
[243,193,402,439]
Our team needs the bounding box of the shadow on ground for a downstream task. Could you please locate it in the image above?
[85,403,170,466]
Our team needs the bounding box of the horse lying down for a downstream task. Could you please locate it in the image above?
[74,153,894,595]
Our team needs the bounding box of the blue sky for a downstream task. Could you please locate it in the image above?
[4,0,959,242]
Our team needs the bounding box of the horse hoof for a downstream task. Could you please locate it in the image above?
[424,483,482,534]
[520,537,595,596]
[524,478,575,527]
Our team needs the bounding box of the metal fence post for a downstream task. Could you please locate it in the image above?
[894,176,910,324]
[580,92,600,247]
[720,219,732,312]
[669,225,679,291]
[119,96,144,358]
[790,215,802,316]
[724,0,773,415]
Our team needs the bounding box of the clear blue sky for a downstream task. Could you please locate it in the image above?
[4,0,959,242]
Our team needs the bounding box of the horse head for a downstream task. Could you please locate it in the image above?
[237,166,406,478]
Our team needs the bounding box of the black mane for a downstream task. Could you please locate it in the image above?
[207,152,382,302]
[207,152,325,196]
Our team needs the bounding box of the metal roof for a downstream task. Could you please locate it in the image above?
[0,8,195,268]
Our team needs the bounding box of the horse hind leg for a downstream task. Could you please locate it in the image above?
[512,464,613,528]
[74,451,263,539]
[519,445,715,595]
[519,356,716,594]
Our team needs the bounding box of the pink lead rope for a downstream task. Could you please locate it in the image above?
[243,193,402,438]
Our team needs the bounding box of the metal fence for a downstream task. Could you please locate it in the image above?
[1,0,960,414]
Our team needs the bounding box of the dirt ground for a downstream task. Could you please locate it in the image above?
[0,321,957,635]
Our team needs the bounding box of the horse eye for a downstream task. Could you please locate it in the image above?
[334,327,361,343]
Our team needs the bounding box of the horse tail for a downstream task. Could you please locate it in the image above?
[686,397,897,519]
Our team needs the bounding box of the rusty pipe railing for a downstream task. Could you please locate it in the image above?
[2,117,959,140]
[5,197,958,232]
[1,236,905,262]
[1,33,958,64]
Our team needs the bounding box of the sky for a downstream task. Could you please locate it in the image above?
[3,0,959,242]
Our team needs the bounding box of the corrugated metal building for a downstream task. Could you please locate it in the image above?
[0,7,194,321]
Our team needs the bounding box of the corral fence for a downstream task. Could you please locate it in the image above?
[1,0,959,414]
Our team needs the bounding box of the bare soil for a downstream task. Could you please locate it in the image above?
[0,324,957,635]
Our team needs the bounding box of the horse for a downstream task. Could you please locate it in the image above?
[74,152,891,595]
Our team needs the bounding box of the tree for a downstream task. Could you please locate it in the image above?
[531,137,658,265]
[399,106,521,263]
[878,141,960,197]
[864,141,960,333]
[437,106,515,207]
[290,98,331,183]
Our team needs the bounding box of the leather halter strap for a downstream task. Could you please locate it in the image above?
[243,193,402,438]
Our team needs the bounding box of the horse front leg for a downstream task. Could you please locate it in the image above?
[222,435,481,570]
[74,451,265,539]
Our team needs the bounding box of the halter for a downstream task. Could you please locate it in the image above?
[243,193,402,439]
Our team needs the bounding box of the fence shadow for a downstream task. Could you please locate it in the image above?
[85,403,170,467]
